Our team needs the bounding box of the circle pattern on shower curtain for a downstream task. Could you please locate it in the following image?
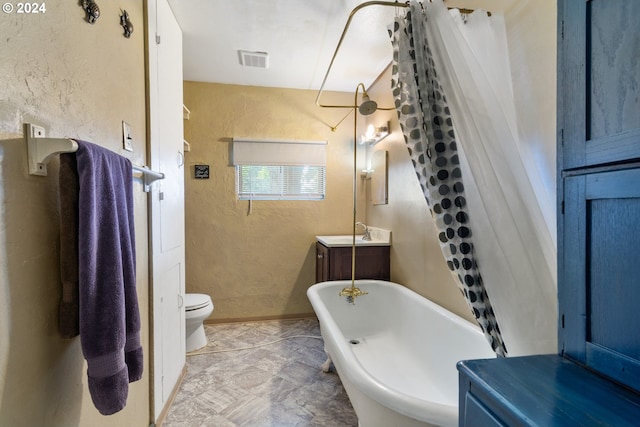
[388,5,507,356]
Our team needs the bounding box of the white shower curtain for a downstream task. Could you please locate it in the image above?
[395,1,557,356]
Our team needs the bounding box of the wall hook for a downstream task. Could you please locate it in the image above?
[82,0,100,24]
[120,9,133,38]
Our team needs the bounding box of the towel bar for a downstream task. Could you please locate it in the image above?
[24,123,165,192]
[131,164,165,192]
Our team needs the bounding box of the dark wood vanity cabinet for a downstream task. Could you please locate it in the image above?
[315,242,390,283]
[458,1,640,425]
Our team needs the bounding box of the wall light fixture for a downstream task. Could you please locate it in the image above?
[361,122,390,146]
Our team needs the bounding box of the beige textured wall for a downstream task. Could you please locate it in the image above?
[364,0,557,325]
[183,82,365,321]
[0,3,149,426]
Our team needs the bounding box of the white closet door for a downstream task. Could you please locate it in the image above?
[147,0,185,420]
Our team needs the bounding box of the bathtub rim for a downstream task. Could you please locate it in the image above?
[307,279,492,427]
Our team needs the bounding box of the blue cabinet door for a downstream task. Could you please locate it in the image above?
[463,393,506,427]
[559,0,640,170]
[559,0,640,393]
[561,168,640,392]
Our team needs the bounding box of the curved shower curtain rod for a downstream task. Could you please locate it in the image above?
[315,0,488,119]
[315,1,408,112]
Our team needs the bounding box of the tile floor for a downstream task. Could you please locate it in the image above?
[162,318,358,427]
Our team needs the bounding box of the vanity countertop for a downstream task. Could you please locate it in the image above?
[316,227,391,247]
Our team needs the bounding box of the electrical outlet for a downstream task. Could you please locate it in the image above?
[122,121,133,151]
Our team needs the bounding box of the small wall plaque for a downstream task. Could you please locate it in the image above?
[194,165,209,179]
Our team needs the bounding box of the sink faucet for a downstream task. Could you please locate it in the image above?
[355,222,371,241]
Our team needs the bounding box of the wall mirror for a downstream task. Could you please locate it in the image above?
[371,150,388,205]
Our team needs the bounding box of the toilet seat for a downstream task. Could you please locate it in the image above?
[185,293,212,312]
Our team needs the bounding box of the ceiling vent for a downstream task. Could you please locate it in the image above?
[238,50,269,69]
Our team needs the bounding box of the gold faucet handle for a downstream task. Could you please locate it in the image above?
[339,286,368,303]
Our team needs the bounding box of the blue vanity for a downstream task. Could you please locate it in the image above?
[458,355,640,426]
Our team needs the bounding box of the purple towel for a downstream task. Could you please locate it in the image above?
[59,154,80,338]
[60,140,143,415]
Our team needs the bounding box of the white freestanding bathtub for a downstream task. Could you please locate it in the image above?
[307,280,495,427]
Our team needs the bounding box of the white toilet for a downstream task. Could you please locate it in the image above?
[185,293,214,352]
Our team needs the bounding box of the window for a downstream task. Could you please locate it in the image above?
[236,165,325,200]
[232,138,327,201]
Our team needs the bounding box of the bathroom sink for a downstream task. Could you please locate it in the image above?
[316,227,391,247]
